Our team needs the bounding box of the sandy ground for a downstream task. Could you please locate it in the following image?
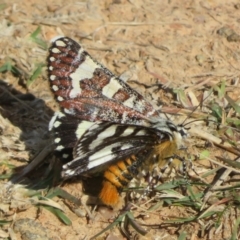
[1,0,240,239]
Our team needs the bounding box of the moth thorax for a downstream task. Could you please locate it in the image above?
[172,130,185,150]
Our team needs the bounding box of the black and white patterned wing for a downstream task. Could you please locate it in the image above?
[62,122,167,178]
[47,37,159,127]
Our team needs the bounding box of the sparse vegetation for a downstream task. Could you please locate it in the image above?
[0,1,240,239]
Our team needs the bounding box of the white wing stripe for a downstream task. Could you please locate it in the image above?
[75,121,95,140]
[89,125,118,150]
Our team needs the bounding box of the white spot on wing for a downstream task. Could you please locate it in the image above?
[55,138,61,143]
[53,121,61,128]
[49,57,56,62]
[123,95,136,108]
[52,47,61,53]
[102,77,122,98]
[50,75,56,81]
[49,112,65,130]
[52,85,59,91]
[56,145,64,151]
[57,96,64,101]
[62,154,69,159]
[55,40,66,47]
[136,130,146,136]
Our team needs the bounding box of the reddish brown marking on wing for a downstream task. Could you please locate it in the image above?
[61,98,148,123]
[48,37,158,125]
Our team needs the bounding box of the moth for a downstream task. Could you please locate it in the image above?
[47,37,188,207]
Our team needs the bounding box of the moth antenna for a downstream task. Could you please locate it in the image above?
[180,91,213,127]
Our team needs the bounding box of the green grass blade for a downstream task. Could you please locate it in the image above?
[178,231,187,240]
[27,63,45,86]
[30,26,48,49]
[230,216,240,240]
[90,212,127,239]
[42,205,72,225]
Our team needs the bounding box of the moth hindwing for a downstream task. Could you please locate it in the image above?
[47,37,187,206]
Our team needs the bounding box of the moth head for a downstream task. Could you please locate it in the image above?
[177,125,188,138]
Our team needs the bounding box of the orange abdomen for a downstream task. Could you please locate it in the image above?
[98,140,180,207]
[99,156,136,207]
